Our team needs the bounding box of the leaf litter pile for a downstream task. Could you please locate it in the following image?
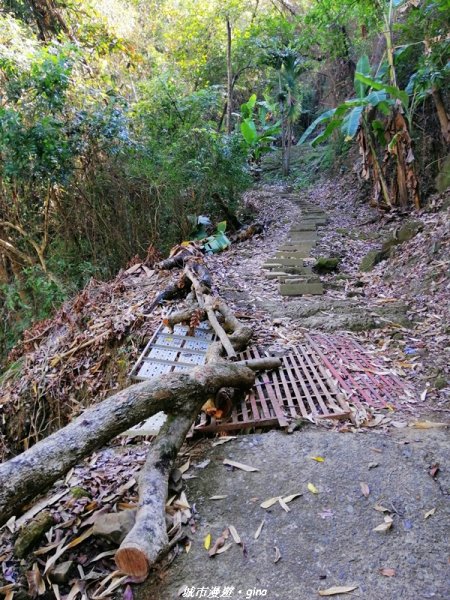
[0,180,449,598]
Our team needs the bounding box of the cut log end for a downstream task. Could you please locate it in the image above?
[115,545,150,578]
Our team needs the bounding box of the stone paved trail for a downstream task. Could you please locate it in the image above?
[262,200,327,296]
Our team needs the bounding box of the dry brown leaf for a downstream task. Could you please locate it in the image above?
[278,497,290,512]
[274,546,282,563]
[65,526,94,549]
[318,585,358,596]
[229,525,241,544]
[215,542,233,555]
[282,493,302,503]
[410,421,447,429]
[27,563,46,597]
[254,519,265,540]
[360,482,370,497]
[373,515,393,532]
[212,436,237,446]
[424,508,436,519]
[223,459,259,472]
[379,567,396,577]
[373,504,390,513]
[208,529,229,557]
[260,496,280,509]
[179,459,190,474]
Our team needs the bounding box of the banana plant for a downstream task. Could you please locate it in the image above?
[300,53,420,209]
[240,94,281,162]
[299,55,406,146]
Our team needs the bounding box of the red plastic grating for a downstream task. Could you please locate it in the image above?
[306,333,415,409]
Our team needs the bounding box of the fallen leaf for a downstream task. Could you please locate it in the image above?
[27,563,46,597]
[65,526,94,550]
[429,463,440,478]
[424,508,436,519]
[223,459,259,472]
[278,497,290,512]
[379,568,396,577]
[307,483,319,494]
[204,533,212,550]
[360,482,370,497]
[195,459,210,469]
[318,585,358,596]
[390,421,408,429]
[215,542,233,555]
[208,529,229,557]
[373,504,390,513]
[254,519,265,540]
[179,459,190,474]
[209,495,228,500]
[311,456,325,462]
[123,585,134,600]
[274,546,282,563]
[282,493,302,504]
[368,462,379,469]
[260,496,280,509]
[212,436,237,446]
[410,421,447,429]
[229,525,241,544]
[373,515,393,532]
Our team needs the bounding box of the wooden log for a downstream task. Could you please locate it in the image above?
[115,413,193,578]
[163,305,206,331]
[146,273,191,313]
[0,363,255,527]
[204,296,236,358]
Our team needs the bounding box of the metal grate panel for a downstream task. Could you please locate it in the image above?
[194,345,351,432]
[130,321,215,381]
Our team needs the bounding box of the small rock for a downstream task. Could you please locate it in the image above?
[360,249,386,272]
[49,561,74,585]
[92,509,137,544]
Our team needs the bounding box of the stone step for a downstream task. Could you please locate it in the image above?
[284,231,318,242]
[265,267,313,280]
[279,281,324,296]
[285,236,316,246]
[290,224,317,231]
[274,251,312,260]
[268,258,310,267]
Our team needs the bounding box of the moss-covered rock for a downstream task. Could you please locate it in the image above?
[360,249,386,272]
[314,257,340,273]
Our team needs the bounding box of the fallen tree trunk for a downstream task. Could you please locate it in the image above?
[0,363,255,527]
[115,412,194,577]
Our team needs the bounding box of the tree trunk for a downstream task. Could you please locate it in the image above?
[432,87,450,144]
[115,412,195,577]
[226,17,233,135]
[0,363,255,527]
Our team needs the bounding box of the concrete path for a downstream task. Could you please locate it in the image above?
[263,200,328,296]
[139,428,449,600]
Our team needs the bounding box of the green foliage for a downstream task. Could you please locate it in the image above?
[239,94,281,160]
[299,55,408,146]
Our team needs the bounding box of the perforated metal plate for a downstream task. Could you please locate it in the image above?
[130,321,215,381]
